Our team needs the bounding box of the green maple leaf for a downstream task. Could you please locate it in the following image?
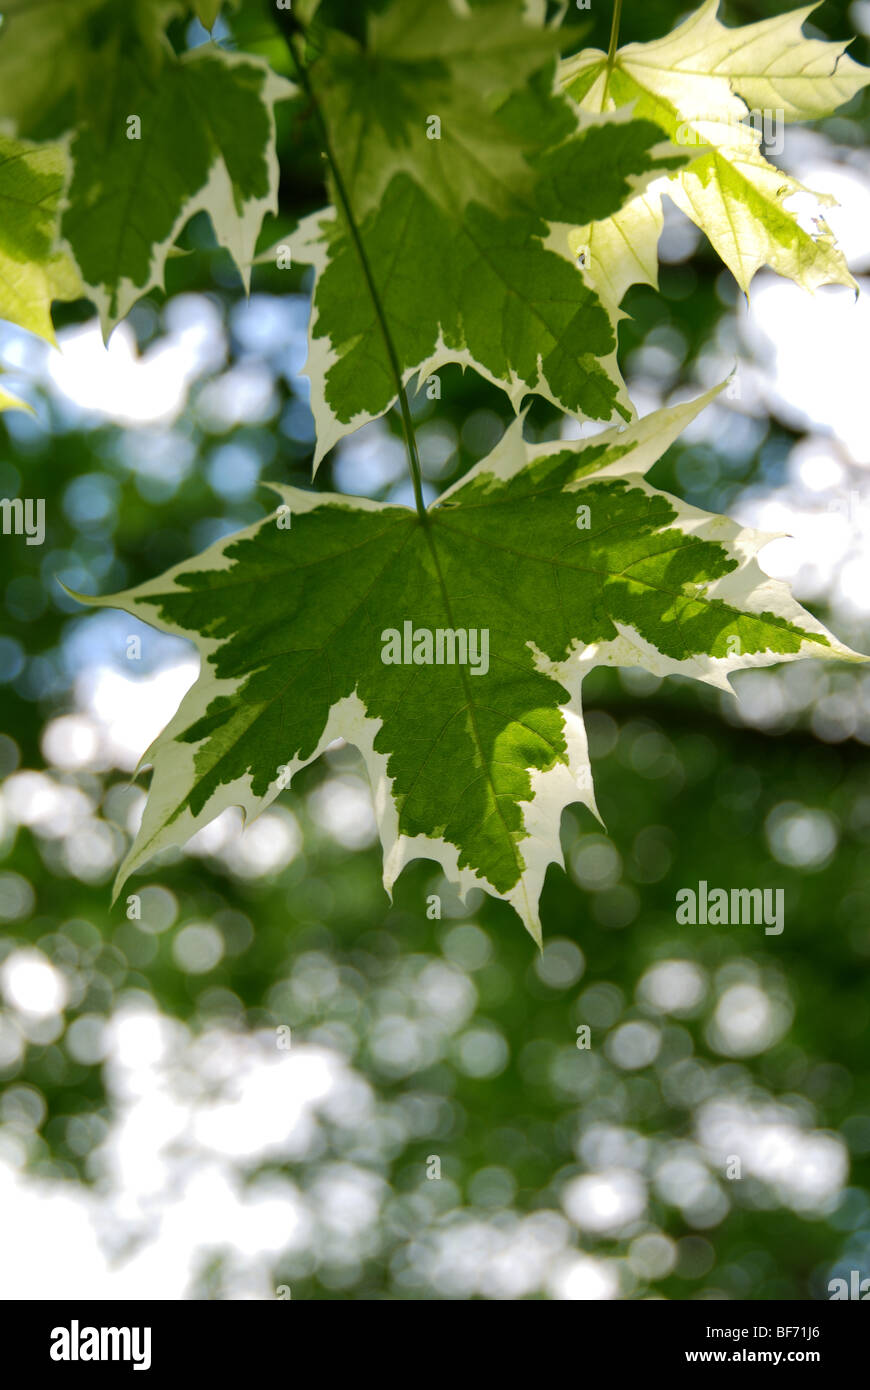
[0,0,292,333]
[290,2,691,460]
[0,134,81,343]
[60,47,293,331]
[0,0,181,139]
[561,0,870,304]
[309,0,563,223]
[79,390,861,942]
[296,165,624,465]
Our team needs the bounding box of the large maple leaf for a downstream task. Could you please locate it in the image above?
[78,391,861,942]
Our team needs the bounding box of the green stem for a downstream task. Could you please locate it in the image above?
[598,0,623,112]
[606,0,623,71]
[272,9,429,524]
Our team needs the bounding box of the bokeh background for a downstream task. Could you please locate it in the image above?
[1,0,869,1299]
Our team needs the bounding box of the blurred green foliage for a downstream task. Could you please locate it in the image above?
[0,0,868,1299]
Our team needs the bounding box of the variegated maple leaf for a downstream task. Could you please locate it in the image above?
[291,0,693,461]
[561,0,870,307]
[0,0,294,335]
[80,390,862,942]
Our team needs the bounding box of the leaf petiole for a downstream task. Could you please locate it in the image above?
[606,0,623,71]
[271,5,430,525]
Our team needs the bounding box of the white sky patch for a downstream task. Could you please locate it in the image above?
[561,1169,647,1235]
[0,1015,346,1298]
[707,981,793,1058]
[50,321,197,425]
[638,959,707,1015]
[779,132,870,272]
[78,660,201,773]
[739,274,870,464]
[549,1253,622,1301]
[730,433,870,620]
[183,805,301,880]
[308,775,379,850]
[195,361,280,432]
[43,294,227,427]
[697,1097,848,1213]
[40,714,102,772]
[0,949,68,1020]
[2,773,95,838]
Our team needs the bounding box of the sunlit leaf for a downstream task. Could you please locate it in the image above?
[86,391,861,941]
[0,135,81,343]
[561,0,870,300]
